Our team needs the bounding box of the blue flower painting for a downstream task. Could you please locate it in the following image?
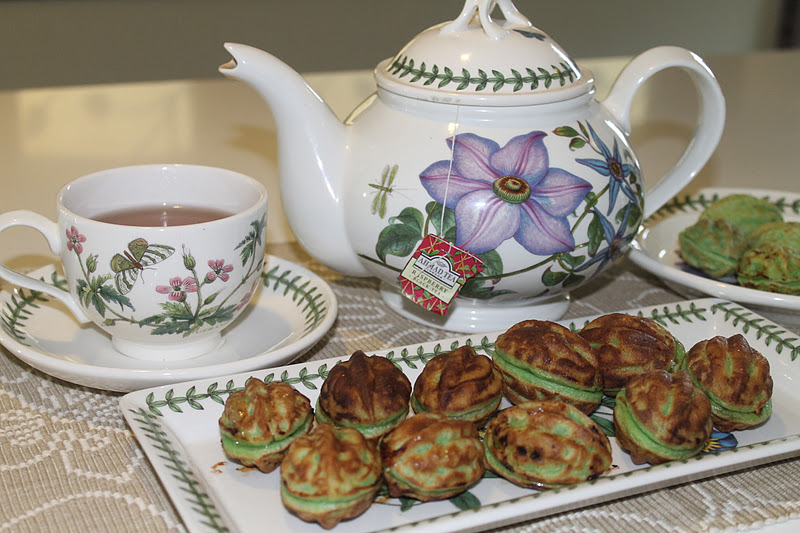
[576,123,637,214]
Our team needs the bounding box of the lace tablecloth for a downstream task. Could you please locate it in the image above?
[1,244,799,533]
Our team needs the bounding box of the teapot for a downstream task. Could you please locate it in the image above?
[219,0,725,332]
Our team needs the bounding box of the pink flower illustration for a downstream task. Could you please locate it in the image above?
[206,259,234,282]
[237,280,259,310]
[65,226,86,253]
[156,276,198,301]
[237,292,252,311]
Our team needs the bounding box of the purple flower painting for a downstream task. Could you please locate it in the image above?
[420,131,591,255]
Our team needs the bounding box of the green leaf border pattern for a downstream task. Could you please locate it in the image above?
[127,408,229,533]
[1,271,66,344]
[567,301,710,332]
[651,192,800,221]
[710,301,800,361]
[1,287,47,343]
[261,264,329,335]
[388,55,578,93]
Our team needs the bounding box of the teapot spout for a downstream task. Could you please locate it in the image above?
[220,43,369,276]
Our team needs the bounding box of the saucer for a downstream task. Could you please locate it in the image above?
[0,255,337,392]
[628,187,800,327]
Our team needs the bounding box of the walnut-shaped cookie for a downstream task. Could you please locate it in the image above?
[411,345,502,426]
[380,412,484,501]
[280,422,382,529]
[679,217,750,278]
[737,242,800,296]
[579,313,685,395]
[492,320,603,414]
[682,334,773,431]
[218,378,313,473]
[316,350,411,439]
[614,370,712,465]
[483,400,612,489]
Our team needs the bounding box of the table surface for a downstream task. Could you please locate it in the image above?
[1,49,799,532]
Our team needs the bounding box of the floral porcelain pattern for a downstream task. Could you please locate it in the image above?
[369,121,644,299]
[68,215,266,338]
[387,53,578,93]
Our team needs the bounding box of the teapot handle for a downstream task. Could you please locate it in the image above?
[600,46,725,219]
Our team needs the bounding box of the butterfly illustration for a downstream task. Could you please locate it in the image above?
[110,238,175,294]
[369,164,399,219]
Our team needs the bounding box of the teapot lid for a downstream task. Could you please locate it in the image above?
[374,0,594,106]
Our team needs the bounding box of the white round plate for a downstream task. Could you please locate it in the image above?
[0,255,337,392]
[629,187,800,324]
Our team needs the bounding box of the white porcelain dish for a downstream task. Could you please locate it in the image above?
[629,188,800,325]
[121,298,800,533]
[0,255,337,392]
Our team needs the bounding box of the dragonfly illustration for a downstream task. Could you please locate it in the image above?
[369,164,399,219]
[110,238,175,294]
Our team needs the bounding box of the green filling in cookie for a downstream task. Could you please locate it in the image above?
[492,348,603,403]
[614,395,705,461]
[707,396,772,427]
[410,393,500,422]
[315,399,408,439]
[280,481,377,514]
[220,412,313,461]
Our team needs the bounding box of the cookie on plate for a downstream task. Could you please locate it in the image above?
[698,193,783,236]
[380,412,484,501]
[679,217,750,278]
[737,221,800,295]
[280,423,382,529]
[316,350,412,439]
[579,313,684,395]
[484,400,612,489]
[218,378,313,473]
[737,242,800,296]
[492,319,603,414]
[747,221,800,251]
[614,370,712,465]
[411,345,502,426]
[682,334,773,431]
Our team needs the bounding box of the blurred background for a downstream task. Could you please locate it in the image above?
[1,0,798,90]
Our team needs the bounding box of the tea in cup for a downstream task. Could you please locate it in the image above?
[0,164,268,361]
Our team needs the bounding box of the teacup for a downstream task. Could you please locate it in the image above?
[0,164,268,361]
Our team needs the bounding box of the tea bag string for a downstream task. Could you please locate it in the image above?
[439,105,461,255]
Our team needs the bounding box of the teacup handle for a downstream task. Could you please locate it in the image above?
[0,210,91,323]
[601,46,726,219]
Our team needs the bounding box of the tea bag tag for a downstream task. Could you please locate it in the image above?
[399,234,484,315]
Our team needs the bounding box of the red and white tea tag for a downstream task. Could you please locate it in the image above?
[399,234,484,315]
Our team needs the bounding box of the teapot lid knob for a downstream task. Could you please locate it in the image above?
[441,0,532,41]
[374,0,593,106]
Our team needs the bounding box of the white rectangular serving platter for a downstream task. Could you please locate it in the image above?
[120,298,800,533]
